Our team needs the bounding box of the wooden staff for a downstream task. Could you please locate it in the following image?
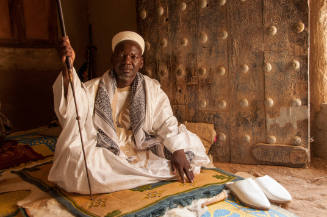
[55,0,93,200]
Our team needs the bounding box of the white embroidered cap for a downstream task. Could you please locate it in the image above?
[112,31,145,54]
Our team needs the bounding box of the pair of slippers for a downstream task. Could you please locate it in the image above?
[226,175,292,210]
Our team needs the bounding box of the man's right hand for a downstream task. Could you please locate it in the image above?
[59,36,76,68]
[171,149,194,183]
[58,36,76,98]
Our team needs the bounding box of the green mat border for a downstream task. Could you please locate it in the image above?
[12,162,242,217]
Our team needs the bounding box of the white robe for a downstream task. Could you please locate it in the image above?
[48,69,210,194]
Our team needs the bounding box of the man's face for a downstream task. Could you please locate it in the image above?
[111,40,144,87]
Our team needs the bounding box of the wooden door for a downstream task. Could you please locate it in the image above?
[137,0,309,167]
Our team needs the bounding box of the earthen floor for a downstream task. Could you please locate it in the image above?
[214,157,327,217]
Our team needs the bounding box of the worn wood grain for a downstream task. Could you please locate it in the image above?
[263,0,309,149]
[226,0,266,164]
[137,0,309,166]
[252,143,309,167]
[0,0,11,39]
[0,0,57,47]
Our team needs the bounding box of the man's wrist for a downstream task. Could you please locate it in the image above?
[173,149,184,154]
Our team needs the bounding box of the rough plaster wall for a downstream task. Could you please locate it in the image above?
[314,104,327,158]
[0,0,88,130]
[87,0,137,74]
[310,0,327,115]
[310,0,327,158]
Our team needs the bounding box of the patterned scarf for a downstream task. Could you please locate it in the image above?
[94,71,160,156]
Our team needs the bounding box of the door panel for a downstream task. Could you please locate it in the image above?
[137,0,309,166]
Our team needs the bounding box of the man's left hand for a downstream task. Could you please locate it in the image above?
[171,149,194,183]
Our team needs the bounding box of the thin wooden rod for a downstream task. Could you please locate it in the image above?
[55,0,93,200]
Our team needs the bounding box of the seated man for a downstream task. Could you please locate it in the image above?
[49,31,210,194]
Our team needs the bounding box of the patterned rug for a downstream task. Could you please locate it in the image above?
[0,129,57,171]
[203,195,298,217]
[7,161,298,217]
[13,161,240,217]
[5,131,57,155]
[0,127,298,217]
[0,190,30,217]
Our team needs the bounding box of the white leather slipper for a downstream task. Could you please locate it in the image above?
[255,175,292,204]
[226,178,271,210]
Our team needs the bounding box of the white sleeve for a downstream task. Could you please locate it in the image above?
[151,86,189,153]
[52,68,89,129]
[150,84,210,171]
